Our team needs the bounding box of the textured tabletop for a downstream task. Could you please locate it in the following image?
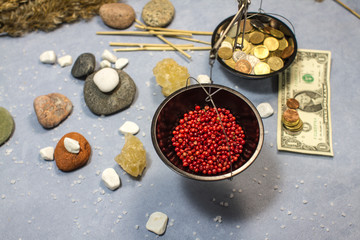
[1,0,360,239]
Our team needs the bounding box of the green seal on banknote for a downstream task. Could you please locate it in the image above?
[302,74,314,83]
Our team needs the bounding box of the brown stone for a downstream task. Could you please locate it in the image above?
[99,3,135,30]
[33,93,73,129]
[54,132,91,172]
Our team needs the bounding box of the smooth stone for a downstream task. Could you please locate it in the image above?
[93,68,120,93]
[0,107,15,146]
[71,53,96,79]
[142,0,175,27]
[54,132,91,172]
[33,93,73,128]
[39,50,56,64]
[146,211,168,235]
[99,3,135,30]
[100,60,112,68]
[197,74,211,84]
[84,69,136,115]
[102,168,121,190]
[58,55,72,67]
[115,58,129,70]
[119,121,139,135]
[102,49,117,63]
[64,137,80,154]
[39,146,54,161]
[257,102,274,118]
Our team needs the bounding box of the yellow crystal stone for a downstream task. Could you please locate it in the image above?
[115,133,146,177]
[153,58,190,97]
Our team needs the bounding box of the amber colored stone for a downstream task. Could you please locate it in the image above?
[54,132,91,172]
[153,58,190,96]
[33,93,72,129]
[115,133,146,177]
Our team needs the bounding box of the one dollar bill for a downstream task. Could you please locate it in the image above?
[277,49,333,156]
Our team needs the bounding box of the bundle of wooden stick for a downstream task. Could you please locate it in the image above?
[96,19,213,59]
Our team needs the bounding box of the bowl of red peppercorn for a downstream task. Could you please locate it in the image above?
[151,84,264,181]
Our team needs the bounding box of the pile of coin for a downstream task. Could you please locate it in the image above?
[217,16,295,75]
[281,98,303,132]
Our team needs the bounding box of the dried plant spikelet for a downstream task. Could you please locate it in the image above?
[0,0,117,36]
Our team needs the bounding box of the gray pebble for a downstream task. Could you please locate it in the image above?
[71,53,96,79]
[84,69,136,115]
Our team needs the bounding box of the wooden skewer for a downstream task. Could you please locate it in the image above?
[155,34,192,59]
[174,36,211,45]
[334,0,360,19]
[109,42,194,47]
[96,31,192,37]
[135,19,145,26]
[134,24,213,35]
[134,19,192,59]
[113,46,211,52]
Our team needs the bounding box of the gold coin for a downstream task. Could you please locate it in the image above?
[223,58,236,69]
[263,26,272,34]
[284,119,303,132]
[269,28,284,39]
[244,33,250,42]
[245,43,254,54]
[288,37,295,47]
[235,59,252,74]
[253,45,269,59]
[282,109,299,122]
[249,31,265,45]
[263,37,279,51]
[224,36,234,45]
[281,46,294,59]
[218,41,233,60]
[281,116,300,127]
[278,38,288,51]
[239,19,253,33]
[236,38,250,51]
[267,56,284,71]
[269,50,282,58]
[254,62,271,75]
[286,98,300,109]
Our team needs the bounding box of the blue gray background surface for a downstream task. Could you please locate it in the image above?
[1,0,359,239]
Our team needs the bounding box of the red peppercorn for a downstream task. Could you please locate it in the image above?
[172,105,246,175]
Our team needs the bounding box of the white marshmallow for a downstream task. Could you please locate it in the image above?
[101,49,117,63]
[100,60,112,68]
[102,168,121,190]
[197,74,212,84]
[58,55,72,67]
[93,68,119,93]
[257,102,274,118]
[115,58,129,70]
[39,146,54,160]
[146,212,168,235]
[39,50,57,64]
[64,137,80,154]
[119,121,140,135]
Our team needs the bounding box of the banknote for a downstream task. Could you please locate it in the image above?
[277,49,334,156]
